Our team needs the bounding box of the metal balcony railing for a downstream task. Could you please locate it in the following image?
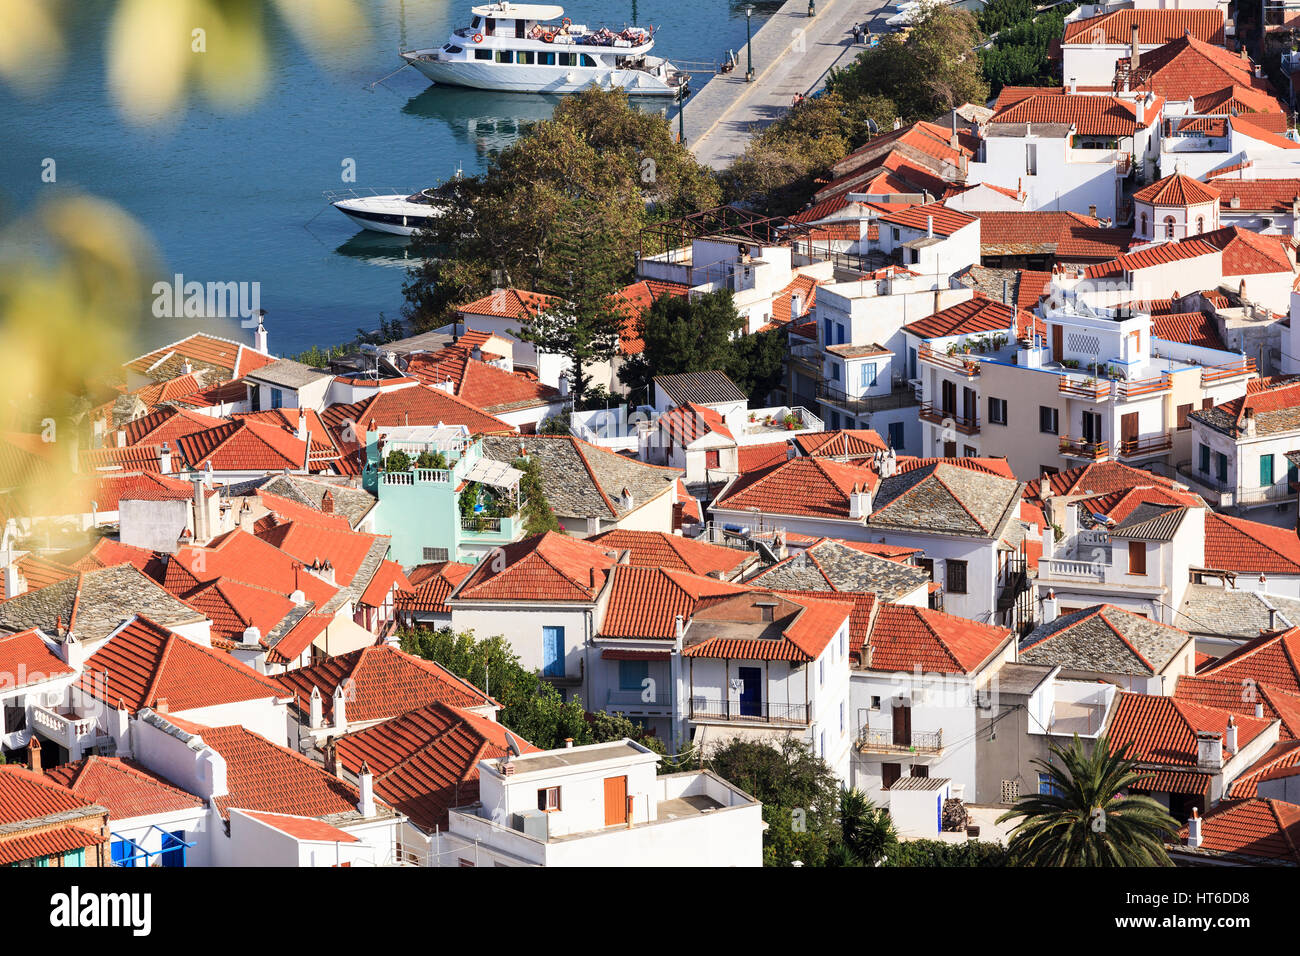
[918,346,980,377]
[919,402,979,435]
[688,696,809,725]
[856,727,943,754]
[1116,433,1173,459]
[1202,357,1256,387]
[1059,436,1109,460]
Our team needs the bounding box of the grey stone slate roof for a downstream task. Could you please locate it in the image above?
[1019,604,1191,677]
[0,565,205,644]
[868,462,1022,539]
[244,358,332,389]
[1108,503,1187,541]
[481,435,679,520]
[1175,583,1300,639]
[745,539,930,601]
[257,474,376,528]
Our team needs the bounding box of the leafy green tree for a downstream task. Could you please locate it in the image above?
[518,209,629,406]
[400,626,592,749]
[514,456,562,536]
[618,289,745,398]
[701,739,841,866]
[726,328,787,403]
[826,3,987,123]
[384,449,410,472]
[589,711,668,756]
[997,735,1180,866]
[885,839,1010,867]
[977,0,1037,35]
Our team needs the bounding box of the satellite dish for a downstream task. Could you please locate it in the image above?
[504,730,522,758]
[866,117,880,135]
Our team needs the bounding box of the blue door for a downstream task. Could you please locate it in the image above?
[738,666,762,718]
[111,839,137,868]
[542,626,565,678]
[888,421,905,451]
[160,831,186,868]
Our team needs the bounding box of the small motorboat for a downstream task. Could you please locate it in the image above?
[326,188,448,237]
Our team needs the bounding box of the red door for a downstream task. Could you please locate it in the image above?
[1051,325,1064,363]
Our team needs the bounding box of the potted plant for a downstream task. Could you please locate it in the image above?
[945,342,958,356]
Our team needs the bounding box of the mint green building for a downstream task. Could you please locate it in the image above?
[364,425,524,568]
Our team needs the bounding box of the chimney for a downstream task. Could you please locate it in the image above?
[321,490,334,514]
[1196,730,1224,770]
[1041,588,1059,624]
[1088,204,1097,219]
[1256,702,1265,719]
[333,683,348,729]
[1068,75,1077,94]
[27,736,41,773]
[296,412,308,443]
[1243,407,1257,437]
[253,310,269,354]
[790,292,803,318]
[1186,808,1203,847]
[471,345,483,362]
[926,215,934,238]
[309,685,324,729]
[558,372,570,398]
[620,487,634,511]
[1039,475,1051,500]
[116,428,127,448]
[848,482,871,519]
[153,696,169,714]
[565,737,574,749]
[1225,715,1238,754]
[241,625,261,647]
[324,737,340,776]
[357,761,376,816]
[60,629,86,669]
[2,556,21,601]
[1002,278,1009,304]
[1131,22,1141,71]
[191,474,209,543]
[1136,96,1145,125]
[159,442,172,475]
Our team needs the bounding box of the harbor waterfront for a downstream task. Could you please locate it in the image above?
[0,0,780,357]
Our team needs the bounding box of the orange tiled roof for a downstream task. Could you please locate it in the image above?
[0,554,76,600]
[456,288,555,321]
[452,531,618,603]
[1176,675,1300,739]
[174,418,308,472]
[659,403,734,446]
[1083,238,1220,279]
[0,764,100,826]
[1124,33,1273,101]
[336,701,536,832]
[602,566,749,639]
[1062,9,1224,46]
[122,407,226,447]
[1229,740,1300,797]
[793,429,889,458]
[737,441,791,472]
[81,444,163,473]
[1151,311,1229,350]
[276,644,494,724]
[77,616,287,713]
[0,628,74,685]
[1134,172,1221,206]
[714,456,879,520]
[973,211,1132,260]
[45,756,203,819]
[588,529,752,577]
[255,519,384,588]
[1107,692,1273,766]
[903,292,1031,340]
[396,561,475,615]
[1177,798,1300,863]
[124,333,272,379]
[1214,178,1300,213]
[1032,460,1183,499]
[1204,513,1300,577]
[611,279,691,355]
[404,347,561,412]
[1195,225,1295,276]
[876,203,976,238]
[238,810,358,843]
[1198,626,1300,696]
[991,92,1152,136]
[865,603,1011,674]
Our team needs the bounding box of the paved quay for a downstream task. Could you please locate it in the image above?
[685,0,893,170]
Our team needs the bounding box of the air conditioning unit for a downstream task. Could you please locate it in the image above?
[512,809,549,842]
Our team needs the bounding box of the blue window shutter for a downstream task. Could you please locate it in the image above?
[543,626,565,677]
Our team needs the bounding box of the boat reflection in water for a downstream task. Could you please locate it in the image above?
[402,86,563,157]
[333,232,423,269]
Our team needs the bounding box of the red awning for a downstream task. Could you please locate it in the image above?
[600,648,671,661]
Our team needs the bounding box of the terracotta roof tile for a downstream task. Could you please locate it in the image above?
[1107,692,1273,766]
[1176,798,1300,863]
[1198,626,1300,695]
[1204,514,1300,576]
[865,603,1010,674]
[1062,9,1224,46]
[0,628,74,686]
[715,456,879,520]
[396,562,475,615]
[45,756,203,819]
[991,92,1151,136]
[0,824,103,865]
[588,529,752,578]
[238,809,358,842]
[452,532,618,603]
[1134,172,1221,206]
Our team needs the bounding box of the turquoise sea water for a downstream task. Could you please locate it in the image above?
[0,0,778,356]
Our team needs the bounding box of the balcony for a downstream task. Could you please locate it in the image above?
[688,696,810,727]
[918,346,980,378]
[856,728,943,755]
[460,514,518,541]
[919,402,979,435]
[1115,374,1172,400]
[1202,358,1256,387]
[1059,436,1109,460]
[1040,557,1107,581]
[1175,462,1297,508]
[31,705,103,757]
[817,381,917,417]
[1058,376,1110,401]
[1116,433,1173,460]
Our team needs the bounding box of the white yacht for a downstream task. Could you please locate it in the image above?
[400,3,688,97]
[326,188,447,236]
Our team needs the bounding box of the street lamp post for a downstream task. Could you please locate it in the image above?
[746,6,754,82]
[678,87,686,145]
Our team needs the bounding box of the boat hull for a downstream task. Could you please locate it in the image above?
[402,54,679,95]
[332,200,441,236]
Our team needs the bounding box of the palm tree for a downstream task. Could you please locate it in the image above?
[997,735,1180,866]
[838,787,897,866]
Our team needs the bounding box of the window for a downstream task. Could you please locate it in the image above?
[474,48,492,60]
[422,546,449,562]
[988,397,1008,425]
[1038,772,1063,797]
[1177,403,1193,430]
[1025,143,1037,175]
[270,387,284,409]
[558,52,575,66]
[542,625,565,678]
[819,658,825,685]
[1140,212,1148,236]
[1128,540,1147,575]
[580,54,596,66]
[963,445,977,457]
[908,347,917,379]
[111,839,137,868]
[840,701,846,734]
[1164,215,1175,238]
[540,51,555,65]
[517,50,534,64]
[822,317,832,346]
[446,45,464,54]
[1039,406,1058,434]
[1196,215,1205,234]
[538,786,561,811]
[870,695,882,711]
[839,630,846,658]
[917,557,934,581]
[830,363,841,382]
[618,659,648,692]
[888,421,905,450]
[911,764,929,779]
[882,762,902,790]
[820,730,826,756]
[946,559,968,594]
[495,49,514,63]
[835,322,845,345]
[159,831,186,868]
[860,362,878,388]
[759,602,775,623]
[1199,443,1211,474]
[1216,452,1228,483]
[1262,454,1275,487]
